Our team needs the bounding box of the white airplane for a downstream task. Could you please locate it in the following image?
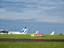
[0,27,28,34]
[50,31,55,35]
[8,31,27,34]
[8,27,28,34]
[32,31,39,34]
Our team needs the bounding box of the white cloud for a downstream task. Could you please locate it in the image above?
[35,16,64,23]
[0,8,6,12]
[0,0,64,23]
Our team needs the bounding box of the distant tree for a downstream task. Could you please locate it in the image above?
[59,33,63,35]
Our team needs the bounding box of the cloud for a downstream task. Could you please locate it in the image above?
[0,0,64,23]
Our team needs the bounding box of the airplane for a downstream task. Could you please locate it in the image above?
[0,29,8,34]
[50,31,55,35]
[33,31,39,34]
[8,31,27,34]
[0,27,28,34]
[31,31,45,37]
[8,27,28,34]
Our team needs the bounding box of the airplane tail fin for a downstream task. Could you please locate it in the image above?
[50,31,55,35]
[34,31,39,34]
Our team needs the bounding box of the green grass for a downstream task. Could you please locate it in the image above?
[0,34,64,48]
[0,42,64,48]
[0,34,64,39]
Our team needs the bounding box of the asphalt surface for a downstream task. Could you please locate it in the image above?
[0,38,64,42]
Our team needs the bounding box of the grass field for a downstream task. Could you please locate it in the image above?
[0,34,64,48]
[0,42,64,48]
[0,34,64,39]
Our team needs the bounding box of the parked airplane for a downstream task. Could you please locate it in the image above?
[0,27,28,34]
[8,31,27,34]
[50,31,55,35]
[0,29,8,34]
[33,31,39,34]
[8,27,28,34]
[31,31,45,37]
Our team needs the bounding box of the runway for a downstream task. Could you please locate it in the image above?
[0,38,64,42]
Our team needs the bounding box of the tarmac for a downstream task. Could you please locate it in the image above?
[0,38,64,42]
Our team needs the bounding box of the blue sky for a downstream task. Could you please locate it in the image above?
[0,0,64,34]
[0,0,64,23]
